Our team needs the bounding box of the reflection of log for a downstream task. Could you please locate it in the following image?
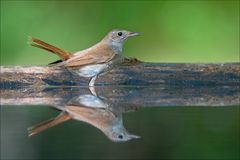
[1,63,239,106]
[0,63,239,87]
[1,86,239,107]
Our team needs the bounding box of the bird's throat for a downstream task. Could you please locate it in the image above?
[109,41,123,54]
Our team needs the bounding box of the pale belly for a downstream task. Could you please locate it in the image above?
[73,94,108,108]
[76,63,109,77]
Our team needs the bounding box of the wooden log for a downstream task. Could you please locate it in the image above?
[1,63,239,106]
[0,85,239,107]
[0,63,239,87]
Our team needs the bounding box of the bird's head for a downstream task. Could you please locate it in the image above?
[106,125,140,142]
[101,29,139,53]
[103,117,140,142]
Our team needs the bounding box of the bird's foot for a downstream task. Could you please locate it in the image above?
[89,76,97,87]
[89,87,97,96]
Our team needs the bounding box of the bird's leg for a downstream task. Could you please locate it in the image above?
[89,87,97,96]
[88,70,110,95]
[89,76,97,96]
[89,75,97,87]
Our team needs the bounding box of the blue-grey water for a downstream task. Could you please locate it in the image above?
[1,86,239,160]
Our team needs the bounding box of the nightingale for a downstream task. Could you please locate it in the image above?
[28,94,140,142]
[28,106,140,142]
[29,29,139,86]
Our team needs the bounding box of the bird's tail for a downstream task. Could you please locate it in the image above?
[28,112,71,136]
[28,36,72,61]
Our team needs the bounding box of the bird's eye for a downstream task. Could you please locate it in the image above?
[118,32,123,36]
[118,134,123,139]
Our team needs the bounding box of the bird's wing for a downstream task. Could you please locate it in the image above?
[63,45,115,67]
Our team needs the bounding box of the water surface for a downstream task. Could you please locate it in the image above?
[1,86,239,159]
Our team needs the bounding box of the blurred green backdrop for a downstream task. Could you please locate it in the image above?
[0,1,239,65]
[1,2,239,160]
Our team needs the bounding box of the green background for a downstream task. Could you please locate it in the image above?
[1,1,239,160]
[1,0,239,65]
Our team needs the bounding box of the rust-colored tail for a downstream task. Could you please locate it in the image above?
[28,112,71,136]
[29,36,71,61]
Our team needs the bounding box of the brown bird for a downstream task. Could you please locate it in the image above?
[28,103,140,142]
[29,29,139,86]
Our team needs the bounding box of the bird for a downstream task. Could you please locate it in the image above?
[27,85,140,142]
[27,95,140,142]
[29,29,139,86]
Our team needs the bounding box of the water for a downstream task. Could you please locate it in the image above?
[1,86,239,160]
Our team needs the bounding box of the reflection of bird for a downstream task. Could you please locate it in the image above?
[28,111,71,137]
[29,29,139,86]
[28,94,140,142]
[67,105,140,142]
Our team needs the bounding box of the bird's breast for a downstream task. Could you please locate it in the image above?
[76,63,109,77]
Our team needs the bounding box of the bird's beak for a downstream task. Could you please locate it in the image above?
[130,134,141,139]
[128,32,140,37]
